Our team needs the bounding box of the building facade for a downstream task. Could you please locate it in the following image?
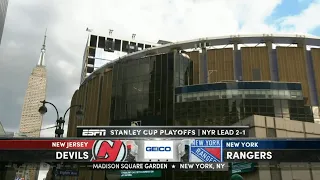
[233,115,320,180]
[175,81,314,127]
[80,34,159,84]
[0,121,17,180]
[18,32,47,180]
[67,34,320,180]
[19,32,47,137]
[0,0,8,44]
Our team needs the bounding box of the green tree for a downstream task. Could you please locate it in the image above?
[230,174,244,180]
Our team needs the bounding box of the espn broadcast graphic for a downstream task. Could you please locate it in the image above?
[1,126,320,173]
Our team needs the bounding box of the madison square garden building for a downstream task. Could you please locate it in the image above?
[67,34,320,180]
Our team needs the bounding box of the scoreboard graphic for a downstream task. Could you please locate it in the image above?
[1,126,320,172]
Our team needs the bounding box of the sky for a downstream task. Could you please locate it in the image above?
[1,0,320,179]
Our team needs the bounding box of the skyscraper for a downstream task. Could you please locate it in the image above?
[19,31,47,137]
[17,31,47,180]
[0,0,9,44]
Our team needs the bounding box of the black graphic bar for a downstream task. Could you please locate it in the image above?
[3,162,320,172]
[76,126,249,138]
[90,162,229,171]
[0,162,228,171]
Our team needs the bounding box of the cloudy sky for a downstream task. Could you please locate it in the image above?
[1,0,320,179]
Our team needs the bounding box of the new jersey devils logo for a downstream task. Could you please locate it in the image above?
[91,140,127,162]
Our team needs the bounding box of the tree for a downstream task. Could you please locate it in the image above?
[230,174,244,180]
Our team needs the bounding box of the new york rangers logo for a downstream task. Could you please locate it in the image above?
[189,139,223,162]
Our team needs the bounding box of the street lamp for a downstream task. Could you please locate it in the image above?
[38,100,84,180]
[38,100,84,137]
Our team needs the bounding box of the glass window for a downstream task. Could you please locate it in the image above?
[231,90,237,95]
[203,91,210,98]
[209,91,215,96]
[279,90,284,95]
[296,91,302,97]
[266,90,272,95]
[142,81,149,93]
[284,90,290,96]
[182,94,187,101]
[155,55,162,75]
[149,56,156,73]
[272,90,278,95]
[176,95,181,102]
[290,91,297,96]
[226,90,232,98]
[220,91,226,96]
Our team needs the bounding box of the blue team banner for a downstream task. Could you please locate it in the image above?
[222,139,320,149]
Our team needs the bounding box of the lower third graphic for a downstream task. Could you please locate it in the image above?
[189,139,223,162]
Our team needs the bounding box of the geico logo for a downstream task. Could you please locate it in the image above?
[146,146,171,151]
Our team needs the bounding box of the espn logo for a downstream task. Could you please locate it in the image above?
[144,141,174,160]
[82,129,107,137]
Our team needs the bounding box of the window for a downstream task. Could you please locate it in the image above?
[252,68,261,81]
[105,38,114,52]
[98,36,105,48]
[89,35,97,47]
[122,41,129,52]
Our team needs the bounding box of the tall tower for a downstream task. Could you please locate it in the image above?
[16,31,47,180]
[0,0,9,45]
[19,30,47,137]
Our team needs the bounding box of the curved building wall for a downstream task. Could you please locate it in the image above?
[276,47,310,104]
[67,35,320,180]
[68,70,113,135]
[311,48,320,104]
[68,70,112,180]
[110,52,192,126]
[67,36,320,135]
[66,90,78,137]
[175,82,314,126]
[207,48,234,82]
[185,51,200,84]
[241,47,271,81]
[184,45,320,106]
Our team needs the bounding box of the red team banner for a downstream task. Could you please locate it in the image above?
[0,139,127,162]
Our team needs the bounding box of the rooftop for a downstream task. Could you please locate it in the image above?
[82,34,320,86]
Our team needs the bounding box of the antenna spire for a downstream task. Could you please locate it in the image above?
[42,28,47,50]
[38,29,47,66]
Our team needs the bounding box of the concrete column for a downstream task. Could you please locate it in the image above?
[298,41,320,123]
[298,41,319,106]
[266,41,278,81]
[199,47,208,84]
[233,42,241,80]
